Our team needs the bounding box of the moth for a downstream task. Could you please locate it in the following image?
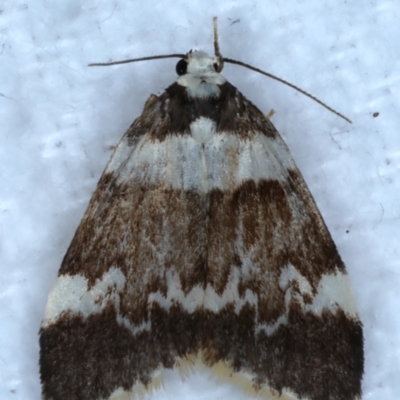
[39,18,363,400]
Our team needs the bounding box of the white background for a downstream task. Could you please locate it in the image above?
[1,1,399,399]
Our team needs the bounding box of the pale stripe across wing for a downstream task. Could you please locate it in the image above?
[105,120,296,192]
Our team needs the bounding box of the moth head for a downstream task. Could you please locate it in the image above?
[176,51,223,76]
[176,50,226,98]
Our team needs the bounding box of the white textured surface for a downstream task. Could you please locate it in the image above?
[1,1,399,399]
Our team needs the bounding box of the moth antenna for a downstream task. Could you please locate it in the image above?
[213,16,224,72]
[224,57,351,123]
[88,19,350,124]
[88,54,185,67]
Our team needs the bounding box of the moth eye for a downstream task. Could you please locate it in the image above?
[176,59,188,76]
[213,63,219,72]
